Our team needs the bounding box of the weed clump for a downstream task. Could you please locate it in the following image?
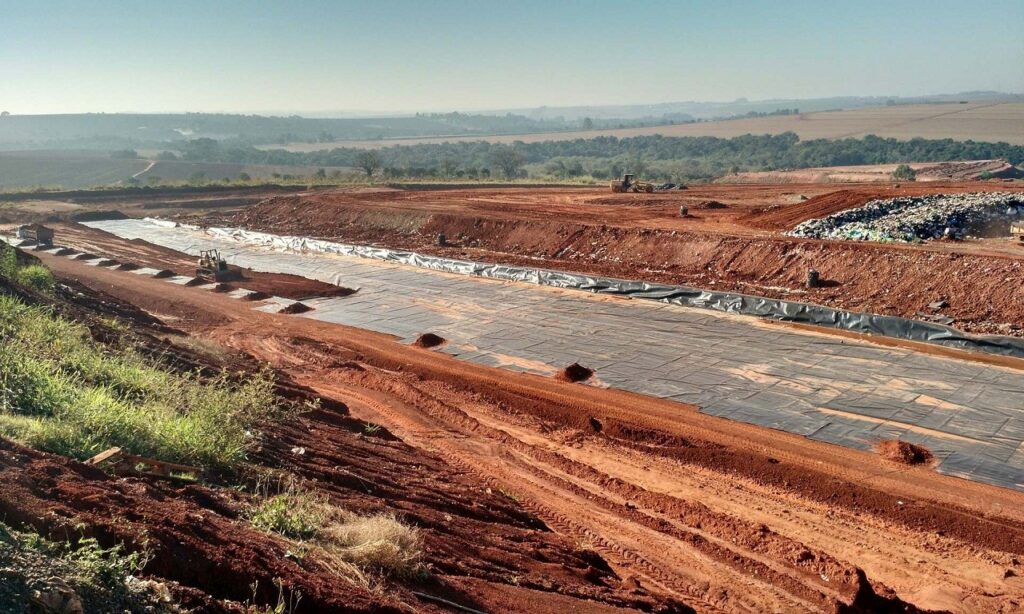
[249,483,423,584]
[0,521,171,613]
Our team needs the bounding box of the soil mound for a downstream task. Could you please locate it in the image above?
[95,259,119,267]
[413,332,446,348]
[73,252,98,260]
[557,362,594,383]
[241,291,272,301]
[746,190,871,230]
[697,200,728,209]
[211,283,232,292]
[279,301,312,314]
[184,277,211,287]
[116,262,139,271]
[877,440,933,465]
[152,269,175,279]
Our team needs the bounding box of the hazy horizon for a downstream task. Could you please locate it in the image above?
[2,0,1022,116]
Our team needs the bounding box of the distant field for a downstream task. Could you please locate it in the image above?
[0,150,355,190]
[0,151,148,190]
[261,102,1024,151]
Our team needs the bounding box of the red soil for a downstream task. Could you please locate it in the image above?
[28,247,1024,613]
[556,362,594,383]
[226,184,1024,335]
[877,440,934,465]
[412,332,446,348]
[0,273,670,614]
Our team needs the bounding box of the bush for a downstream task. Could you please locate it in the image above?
[892,164,917,181]
[15,264,54,292]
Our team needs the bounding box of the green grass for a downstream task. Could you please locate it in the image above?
[249,490,326,540]
[0,292,281,470]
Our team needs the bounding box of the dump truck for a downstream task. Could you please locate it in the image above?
[16,224,54,246]
[196,249,241,282]
[610,174,654,193]
[1012,222,1024,244]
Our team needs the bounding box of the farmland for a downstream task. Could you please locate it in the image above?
[263,102,1024,151]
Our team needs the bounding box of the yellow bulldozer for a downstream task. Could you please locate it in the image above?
[610,173,654,193]
[1012,222,1024,244]
[196,249,241,282]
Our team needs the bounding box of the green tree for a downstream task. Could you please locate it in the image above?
[314,168,327,180]
[488,145,524,179]
[581,117,594,130]
[891,164,917,181]
[440,158,458,178]
[355,150,383,177]
[238,172,251,182]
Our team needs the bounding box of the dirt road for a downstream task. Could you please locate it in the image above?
[36,242,1024,613]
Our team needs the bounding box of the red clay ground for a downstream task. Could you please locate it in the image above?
[211,182,1024,336]
[0,273,672,614]
[28,235,1024,613]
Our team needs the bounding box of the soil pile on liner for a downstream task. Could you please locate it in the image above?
[211,283,232,292]
[116,262,140,271]
[152,269,175,279]
[241,291,271,301]
[557,362,594,383]
[279,301,312,314]
[184,277,211,287]
[878,440,933,465]
[413,332,446,348]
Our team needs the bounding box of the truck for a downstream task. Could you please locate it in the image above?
[16,224,54,246]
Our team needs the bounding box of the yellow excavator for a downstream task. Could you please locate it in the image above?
[196,249,241,282]
[610,173,654,193]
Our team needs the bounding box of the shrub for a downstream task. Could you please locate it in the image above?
[15,264,55,292]
[892,164,917,181]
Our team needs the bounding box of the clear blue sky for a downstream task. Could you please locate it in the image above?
[1,0,1021,115]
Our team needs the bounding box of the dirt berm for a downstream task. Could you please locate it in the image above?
[233,191,1024,336]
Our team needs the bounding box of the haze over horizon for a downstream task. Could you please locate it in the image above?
[2,0,1022,116]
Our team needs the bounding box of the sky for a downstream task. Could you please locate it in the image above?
[1,0,1022,116]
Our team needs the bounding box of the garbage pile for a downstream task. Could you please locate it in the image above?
[789,192,1024,242]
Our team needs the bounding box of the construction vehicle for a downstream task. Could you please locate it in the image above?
[196,249,241,282]
[16,223,54,246]
[610,174,655,193]
[1012,222,1024,244]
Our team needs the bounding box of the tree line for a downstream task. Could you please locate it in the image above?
[169,133,1024,182]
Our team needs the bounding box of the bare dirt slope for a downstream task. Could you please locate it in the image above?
[0,268,669,613]
[31,237,1024,613]
[222,184,1024,335]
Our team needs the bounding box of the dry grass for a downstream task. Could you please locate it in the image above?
[248,481,424,588]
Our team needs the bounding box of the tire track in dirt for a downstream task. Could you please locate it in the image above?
[227,334,935,612]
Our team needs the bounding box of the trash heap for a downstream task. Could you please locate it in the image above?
[789,192,1024,242]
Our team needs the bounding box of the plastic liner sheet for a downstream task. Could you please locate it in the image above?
[80,220,1024,490]
[197,223,1024,359]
